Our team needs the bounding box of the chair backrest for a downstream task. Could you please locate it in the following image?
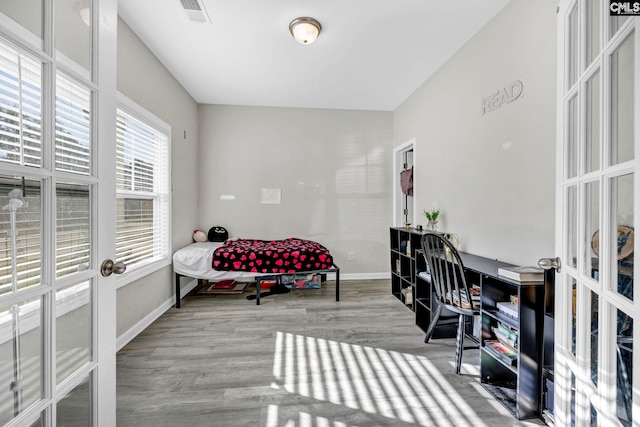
[420,232,477,315]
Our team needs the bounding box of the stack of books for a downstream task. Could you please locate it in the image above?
[492,321,518,350]
[460,285,481,303]
[448,285,480,309]
[486,320,519,367]
[497,266,544,282]
[484,340,517,367]
[497,301,519,320]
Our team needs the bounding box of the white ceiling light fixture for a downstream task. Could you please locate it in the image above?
[289,17,322,45]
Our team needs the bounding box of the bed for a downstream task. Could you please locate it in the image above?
[173,238,340,307]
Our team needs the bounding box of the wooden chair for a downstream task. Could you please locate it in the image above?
[421,232,480,374]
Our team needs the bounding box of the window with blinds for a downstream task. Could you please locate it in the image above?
[115,101,170,278]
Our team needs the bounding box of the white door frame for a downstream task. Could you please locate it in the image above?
[393,138,416,227]
[94,0,118,423]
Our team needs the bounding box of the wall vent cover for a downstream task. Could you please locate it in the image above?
[179,0,211,23]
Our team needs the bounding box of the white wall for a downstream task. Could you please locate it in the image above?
[116,18,199,336]
[394,0,558,266]
[198,105,394,275]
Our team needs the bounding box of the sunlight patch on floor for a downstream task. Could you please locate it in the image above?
[269,331,491,427]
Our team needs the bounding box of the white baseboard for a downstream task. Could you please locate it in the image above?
[325,272,390,281]
[180,277,200,300]
[116,277,198,352]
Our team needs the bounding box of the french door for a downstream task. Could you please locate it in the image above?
[0,0,117,425]
[556,1,638,425]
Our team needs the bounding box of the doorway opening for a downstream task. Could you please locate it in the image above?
[393,139,415,227]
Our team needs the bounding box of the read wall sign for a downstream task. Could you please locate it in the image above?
[481,80,523,115]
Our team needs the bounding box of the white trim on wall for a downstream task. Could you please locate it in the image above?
[340,272,390,280]
[116,277,198,351]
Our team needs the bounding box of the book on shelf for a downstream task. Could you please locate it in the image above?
[496,301,519,319]
[497,266,544,282]
[447,287,480,309]
[484,340,517,366]
[460,285,481,301]
[492,323,518,350]
[400,287,413,305]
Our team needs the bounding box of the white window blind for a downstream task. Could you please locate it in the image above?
[55,73,91,175]
[115,100,170,277]
[55,183,90,278]
[0,42,42,167]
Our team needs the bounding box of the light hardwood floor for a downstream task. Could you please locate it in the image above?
[116,280,545,426]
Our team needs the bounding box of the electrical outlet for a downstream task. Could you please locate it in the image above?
[348,251,355,261]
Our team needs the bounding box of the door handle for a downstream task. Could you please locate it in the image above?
[101,259,127,277]
[538,257,561,273]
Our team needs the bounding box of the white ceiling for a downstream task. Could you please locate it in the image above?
[118,0,511,111]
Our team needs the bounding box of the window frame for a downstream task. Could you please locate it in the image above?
[114,92,171,289]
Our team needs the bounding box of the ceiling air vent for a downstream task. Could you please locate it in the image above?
[179,0,211,24]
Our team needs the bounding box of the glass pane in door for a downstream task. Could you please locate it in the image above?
[570,373,576,425]
[585,0,601,68]
[590,291,599,386]
[28,413,44,426]
[609,31,634,166]
[568,4,579,88]
[56,281,91,385]
[0,296,43,425]
[585,70,600,173]
[0,176,42,295]
[54,0,91,73]
[616,308,632,426]
[611,174,633,301]
[0,41,42,168]
[56,375,91,426]
[571,276,577,355]
[567,185,578,269]
[55,73,91,175]
[56,183,90,278]
[584,181,600,280]
[610,16,630,39]
[0,0,43,43]
[567,96,579,178]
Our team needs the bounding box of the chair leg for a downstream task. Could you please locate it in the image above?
[424,304,443,344]
[455,314,465,375]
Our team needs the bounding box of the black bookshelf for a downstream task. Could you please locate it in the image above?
[390,228,547,420]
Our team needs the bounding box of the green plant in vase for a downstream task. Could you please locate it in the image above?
[424,209,440,231]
